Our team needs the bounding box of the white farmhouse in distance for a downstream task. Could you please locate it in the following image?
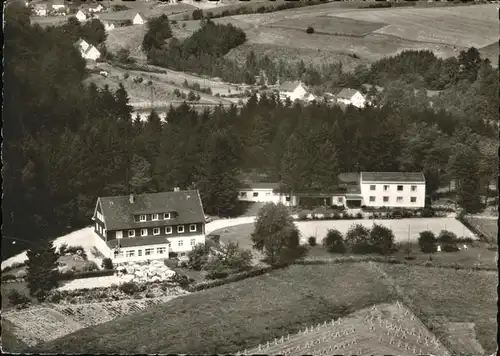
[132,13,146,25]
[75,38,90,53]
[75,9,87,22]
[278,81,316,102]
[82,45,101,61]
[88,4,104,13]
[104,22,115,31]
[51,0,66,11]
[336,88,367,108]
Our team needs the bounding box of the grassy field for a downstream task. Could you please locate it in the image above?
[1,319,29,353]
[245,302,448,356]
[31,263,395,353]
[379,264,498,354]
[267,16,385,36]
[330,4,498,48]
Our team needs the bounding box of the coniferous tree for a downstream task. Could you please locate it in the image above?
[26,239,60,301]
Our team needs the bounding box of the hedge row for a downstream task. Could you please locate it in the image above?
[56,268,116,281]
[456,214,493,243]
[296,256,497,271]
[187,264,289,292]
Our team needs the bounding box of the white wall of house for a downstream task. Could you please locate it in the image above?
[132,14,145,25]
[111,234,205,263]
[237,189,297,206]
[83,46,101,61]
[338,91,366,108]
[360,181,426,208]
[34,8,48,16]
[76,11,87,22]
[280,84,307,102]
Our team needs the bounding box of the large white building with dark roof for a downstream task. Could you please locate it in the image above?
[237,172,426,209]
[92,189,206,262]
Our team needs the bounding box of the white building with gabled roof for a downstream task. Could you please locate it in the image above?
[75,9,87,22]
[132,13,146,25]
[335,88,367,108]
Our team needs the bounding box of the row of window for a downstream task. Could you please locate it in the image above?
[127,224,197,238]
[369,185,418,192]
[96,223,106,236]
[369,196,417,203]
[239,192,291,201]
[114,240,197,258]
[96,211,104,222]
[137,212,172,222]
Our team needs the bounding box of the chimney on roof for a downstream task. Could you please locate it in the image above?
[129,194,135,204]
[174,187,180,192]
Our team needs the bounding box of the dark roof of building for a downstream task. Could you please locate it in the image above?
[239,182,281,190]
[361,172,425,183]
[338,172,360,184]
[279,81,305,92]
[97,190,205,230]
[336,88,361,99]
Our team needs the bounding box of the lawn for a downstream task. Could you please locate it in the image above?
[1,319,29,353]
[32,263,395,353]
[212,217,475,251]
[379,264,498,354]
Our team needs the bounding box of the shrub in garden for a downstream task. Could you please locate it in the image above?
[298,212,308,221]
[119,281,140,295]
[420,207,435,217]
[323,229,346,254]
[369,224,395,254]
[7,289,31,307]
[58,243,68,255]
[345,224,371,254]
[418,230,437,253]
[355,212,363,219]
[188,243,210,271]
[306,26,315,34]
[169,251,179,258]
[438,230,459,252]
[26,238,60,302]
[308,236,317,246]
[83,261,99,272]
[101,258,113,270]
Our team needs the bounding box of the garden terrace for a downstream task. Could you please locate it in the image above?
[32,263,396,354]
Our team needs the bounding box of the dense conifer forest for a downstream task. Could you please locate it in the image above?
[3,5,498,259]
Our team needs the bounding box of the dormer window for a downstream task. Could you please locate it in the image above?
[139,214,146,222]
[163,213,171,220]
[152,213,159,221]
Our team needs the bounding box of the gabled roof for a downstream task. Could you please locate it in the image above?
[279,81,304,92]
[97,190,205,230]
[338,172,360,184]
[133,12,145,20]
[83,45,100,56]
[336,88,362,100]
[361,172,425,183]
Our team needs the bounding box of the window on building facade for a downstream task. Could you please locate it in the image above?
[337,197,343,203]
[190,224,196,232]
[369,196,375,202]
[95,222,98,231]
[152,213,159,221]
[383,196,389,202]
[266,192,271,196]
[168,241,171,248]
[397,197,403,202]
[397,185,403,191]
[145,248,153,256]
[240,192,246,197]
[153,228,160,235]
[178,240,184,247]
[166,226,172,234]
[253,192,259,197]
[164,212,171,220]
[114,250,123,258]
[178,225,185,233]
[137,249,143,256]
[140,214,146,222]
[370,185,376,190]
[286,196,290,202]
[128,230,135,238]
[157,247,166,255]
[126,250,135,257]
[383,185,389,191]
[410,197,417,203]
[191,239,196,246]
[141,228,148,237]
[411,185,417,192]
